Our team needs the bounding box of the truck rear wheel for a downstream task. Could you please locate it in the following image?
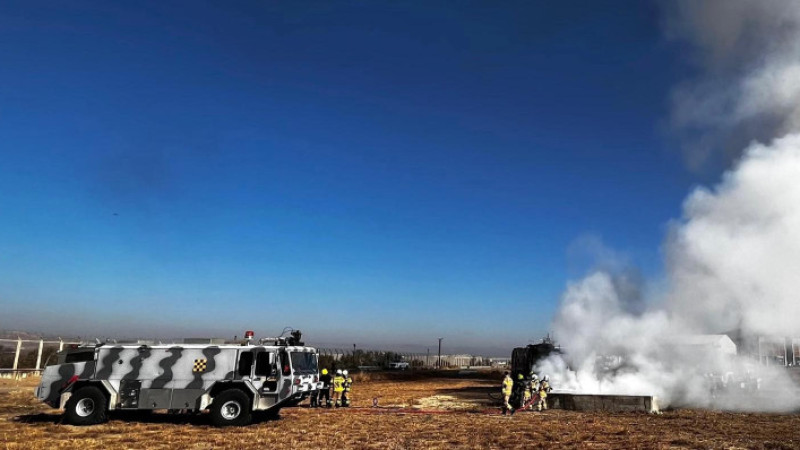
[210,390,252,427]
[64,386,108,425]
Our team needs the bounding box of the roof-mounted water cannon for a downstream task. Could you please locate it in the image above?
[258,327,304,346]
[287,330,303,346]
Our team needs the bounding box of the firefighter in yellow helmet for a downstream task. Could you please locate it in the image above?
[537,375,552,411]
[509,373,527,414]
[501,371,513,415]
[341,369,353,407]
[317,368,332,407]
[332,369,345,407]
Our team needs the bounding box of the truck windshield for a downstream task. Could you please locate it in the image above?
[290,352,318,374]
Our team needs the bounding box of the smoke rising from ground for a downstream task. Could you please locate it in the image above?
[538,2,800,411]
[542,136,800,410]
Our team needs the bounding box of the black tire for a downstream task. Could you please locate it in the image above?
[210,390,252,427]
[64,386,108,426]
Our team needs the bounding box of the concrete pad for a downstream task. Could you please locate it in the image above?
[549,393,659,413]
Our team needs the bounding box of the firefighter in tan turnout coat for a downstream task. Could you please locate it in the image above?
[537,375,552,411]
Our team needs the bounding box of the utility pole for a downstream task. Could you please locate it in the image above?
[437,337,443,369]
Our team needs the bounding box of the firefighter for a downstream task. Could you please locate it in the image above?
[342,369,353,407]
[537,375,551,411]
[318,368,332,407]
[332,369,345,407]
[510,373,526,414]
[523,374,532,409]
[501,371,513,415]
[527,372,539,410]
[530,372,539,389]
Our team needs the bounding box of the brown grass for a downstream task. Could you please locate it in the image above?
[2,376,800,449]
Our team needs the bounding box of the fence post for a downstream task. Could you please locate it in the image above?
[12,338,22,371]
[35,339,44,370]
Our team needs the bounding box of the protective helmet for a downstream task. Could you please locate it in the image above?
[336,369,343,375]
[322,368,328,375]
[517,373,524,380]
[530,372,538,379]
[543,375,549,382]
[343,370,349,377]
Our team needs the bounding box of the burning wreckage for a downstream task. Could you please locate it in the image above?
[508,334,796,413]
[506,338,659,414]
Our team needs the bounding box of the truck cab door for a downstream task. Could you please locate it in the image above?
[252,350,283,410]
[276,350,293,400]
[252,349,275,392]
[237,349,272,389]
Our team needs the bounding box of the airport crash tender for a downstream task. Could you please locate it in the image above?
[34,330,319,426]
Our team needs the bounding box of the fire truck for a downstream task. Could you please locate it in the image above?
[34,330,319,426]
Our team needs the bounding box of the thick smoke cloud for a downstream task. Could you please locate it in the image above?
[667,135,800,338]
[543,136,800,410]
[538,1,800,411]
[664,0,800,169]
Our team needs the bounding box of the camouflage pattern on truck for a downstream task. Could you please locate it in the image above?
[35,341,319,426]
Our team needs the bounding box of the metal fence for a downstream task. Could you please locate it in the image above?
[0,338,81,378]
[316,348,492,369]
[317,348,432,365]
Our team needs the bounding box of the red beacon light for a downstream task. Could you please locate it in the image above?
[244,330,255,341]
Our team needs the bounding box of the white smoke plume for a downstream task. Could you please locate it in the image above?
[667,135,800,338]
[664,0,800,169]
[538,1,800,411]
[542,136,800,410]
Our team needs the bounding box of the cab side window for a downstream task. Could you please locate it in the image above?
[238,351,254,377]
[255,352,273,377]
[64,350,94,363]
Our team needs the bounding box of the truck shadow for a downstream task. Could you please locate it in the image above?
[13,411,281,426]
[13,413,62,424]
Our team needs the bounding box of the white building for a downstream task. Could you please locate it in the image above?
[672,334,738,356]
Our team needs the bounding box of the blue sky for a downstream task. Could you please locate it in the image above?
[1,1,703,354]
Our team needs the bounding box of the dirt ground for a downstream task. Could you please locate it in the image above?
[2,374,800,449]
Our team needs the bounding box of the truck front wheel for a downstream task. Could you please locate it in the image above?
[64,386,108,425]
[210,390,252,427]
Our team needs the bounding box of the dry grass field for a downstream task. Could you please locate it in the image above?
[2,374,800,449]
